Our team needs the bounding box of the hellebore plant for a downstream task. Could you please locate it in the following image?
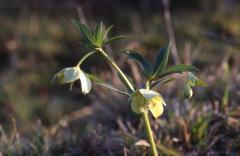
[52,20,207,156]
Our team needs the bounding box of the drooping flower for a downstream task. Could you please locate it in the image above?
[52,67,92,95]
[129,89,166,118]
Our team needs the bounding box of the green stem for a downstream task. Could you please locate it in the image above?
[97,48,157,155]
[146,80,150,90]
[76,51,96,66]
[98,48,135,92]
[143,112,158,156]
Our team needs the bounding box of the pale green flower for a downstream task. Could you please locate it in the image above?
[130,89,166,118]
[53,67,92,95]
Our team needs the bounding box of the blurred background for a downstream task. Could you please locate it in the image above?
[0,0,240,155]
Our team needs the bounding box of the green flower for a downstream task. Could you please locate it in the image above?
[129,89,166,118]
[52,67,92,95]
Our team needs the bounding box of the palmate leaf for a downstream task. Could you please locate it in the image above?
[72,20,95,44]
[87,73,129,95]
[124,50,153,78]
[103,35,127,46]
[150,77,176,88]
[154,64,199,80]
[72,21,126,48]
[95,22,104,46]
[152,42,171,79]
[103,25,113,40]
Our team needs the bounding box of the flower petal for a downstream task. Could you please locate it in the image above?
[79,70,92,94]
[148,96,165,118]
[64,67,81,83]
[53,67,81,84]
[130,90,147,114]
[130,89,166,117]
[139,89,160,100]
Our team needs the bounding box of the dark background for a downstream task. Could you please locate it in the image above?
[0,0,240,155]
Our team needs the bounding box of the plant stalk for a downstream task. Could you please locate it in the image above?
[77,51,96,66]
[98,48,157,155]
[143,111,158,156]
[98,48,135,92]
[144,80,158,156]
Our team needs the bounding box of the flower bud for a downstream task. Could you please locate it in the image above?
[184,84,193,99]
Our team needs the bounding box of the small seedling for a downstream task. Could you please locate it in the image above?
[52,20,207,156]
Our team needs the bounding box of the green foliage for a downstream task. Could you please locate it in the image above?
[191,115,210,142]
[152,42,171,79]
[72,20,95,45]
[124,50,153,78]
[150,77,176,88]
[103,35,127,46]
[155,64,199,80]
[95,22,104,46]
[123,44,199,90]
[72,20,126,48]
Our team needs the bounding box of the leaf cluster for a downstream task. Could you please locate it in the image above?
[124,43,199,88]
[72,20,126,49]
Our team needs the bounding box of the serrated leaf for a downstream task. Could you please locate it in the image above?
[103,25,113,40]
[72,20,95,44]
[95,22,104,46]
[87,73,129,95]
[103,35,127,45]
[152,43,171,79]
[155,64,199,79]
[124,50,153,78]
[150,77,176,88]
